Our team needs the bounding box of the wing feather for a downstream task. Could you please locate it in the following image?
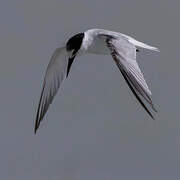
[35,47,68,133]
[104,36,157,118]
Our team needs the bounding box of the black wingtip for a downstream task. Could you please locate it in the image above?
[34,128,37,134]
[34,125,38,134]
[34,83,46,134]
[35,109,43,134]
[34,118,39,134]
[120,68,156,120]
[34,108,40,134]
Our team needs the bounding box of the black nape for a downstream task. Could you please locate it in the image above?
[66,33,84,77]
[66,33,84,53]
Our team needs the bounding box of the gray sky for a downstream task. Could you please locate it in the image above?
[0,0,180,179]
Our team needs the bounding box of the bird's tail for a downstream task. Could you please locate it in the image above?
[121,34,160,52]
[130,39,160,52]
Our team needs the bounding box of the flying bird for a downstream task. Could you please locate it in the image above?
[35,29,159,134]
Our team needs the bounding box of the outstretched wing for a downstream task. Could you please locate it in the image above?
[35,47,68,133]
[105,35,157,119]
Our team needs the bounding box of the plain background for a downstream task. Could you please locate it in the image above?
[0,0,180,179]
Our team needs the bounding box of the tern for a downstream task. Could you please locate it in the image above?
[35,28,159,134]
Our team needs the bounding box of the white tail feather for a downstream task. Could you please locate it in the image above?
[121,34,160,52]
[130,39,159,52]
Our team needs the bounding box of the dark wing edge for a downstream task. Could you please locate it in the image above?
[115,58,155,119]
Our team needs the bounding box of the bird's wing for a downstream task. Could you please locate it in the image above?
[102,35,157,118]
[35,47,68,133]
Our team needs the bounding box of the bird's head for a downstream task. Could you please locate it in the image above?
[66,33,84,59]
[65,33,84,77]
